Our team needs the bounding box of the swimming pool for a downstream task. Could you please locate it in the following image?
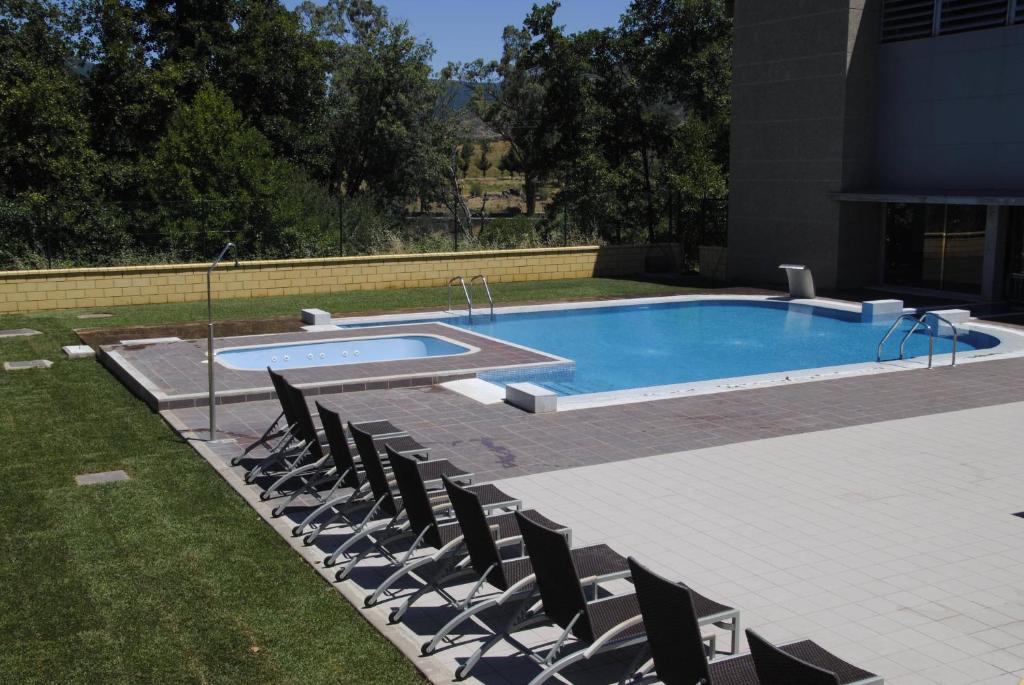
[216,335,473,371]
[340,299,1002,396]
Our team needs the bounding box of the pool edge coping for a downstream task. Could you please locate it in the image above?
[331,294,1024,412]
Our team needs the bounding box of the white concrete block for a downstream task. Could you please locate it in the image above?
[505,382,558,414]
[861,299,904,323]
[925,308,971,335]
[301,308,331,325]
[63,345,96,359]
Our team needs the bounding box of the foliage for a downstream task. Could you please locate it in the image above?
[0,0,732,268]
[145,83,333,259]
[476,139,492,177]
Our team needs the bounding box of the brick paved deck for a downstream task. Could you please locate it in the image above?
[102,323,565,409]
[168,355,1024,484]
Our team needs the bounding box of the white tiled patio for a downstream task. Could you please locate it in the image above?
[496,401,1024,685]
[176,396,1024,684]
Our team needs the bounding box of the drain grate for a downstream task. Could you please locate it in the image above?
[75,470,130,486]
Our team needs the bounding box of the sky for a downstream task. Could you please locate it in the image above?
[284,0,630,70]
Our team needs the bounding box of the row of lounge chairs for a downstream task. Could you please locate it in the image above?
[233,368,882,685]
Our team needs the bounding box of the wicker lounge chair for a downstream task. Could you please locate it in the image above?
[515,514,739,685]
[273,401,403,521]
[298,408,427,543]
[258,380,337,496]
[420,476,631,680]
[323,422,483,578]
[627,556,881,685]
[363,449,530,614]
[236,369,307,478]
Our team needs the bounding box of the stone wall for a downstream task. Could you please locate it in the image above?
[0,245,653,314]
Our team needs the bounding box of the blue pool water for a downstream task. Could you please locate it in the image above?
[349,300,1000,395]
[216,335,470,371]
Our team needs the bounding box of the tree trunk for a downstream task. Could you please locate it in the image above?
[524,173,537,216]
[641,146,655,243]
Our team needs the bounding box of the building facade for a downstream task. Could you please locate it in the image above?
[728,0,1024,300]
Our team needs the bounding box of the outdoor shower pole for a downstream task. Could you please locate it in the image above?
[207,242,237,441]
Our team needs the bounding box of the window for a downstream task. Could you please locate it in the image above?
[884,203,986,293]
[881,0,1019,42]
[939,0,1012,35]
[881,0,937,42]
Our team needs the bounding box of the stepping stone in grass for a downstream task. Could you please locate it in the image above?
[4,359,53,371]
[75,470,130,486]
[77,313,113,319]
[0,328,41,338]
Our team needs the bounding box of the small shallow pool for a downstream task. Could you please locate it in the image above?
[341,299,1003,396]
[216,335,472,371]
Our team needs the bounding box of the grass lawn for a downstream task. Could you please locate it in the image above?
[0,277,697,684]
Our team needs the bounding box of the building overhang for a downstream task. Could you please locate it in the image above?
[834,190,1024,207]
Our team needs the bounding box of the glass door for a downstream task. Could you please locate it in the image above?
[884,203,985,294]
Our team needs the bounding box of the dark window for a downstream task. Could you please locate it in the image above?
[881,0,937,42]
[884,203,985,294]
[881,0,1018,42]
[939,0,1012,35]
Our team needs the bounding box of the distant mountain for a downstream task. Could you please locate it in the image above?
[441,80,499,140]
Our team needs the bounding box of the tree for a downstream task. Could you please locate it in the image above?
[217,0,327,167]
[474,3,566,216]
[304,0,448,207]
[477,139,493,177]
[145,83,329,259]
[458,140,475,177]
[0,0,125,267]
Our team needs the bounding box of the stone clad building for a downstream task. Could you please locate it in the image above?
[728,0,1024,300]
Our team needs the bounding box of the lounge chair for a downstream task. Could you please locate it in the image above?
[243,370,323,483]
[270,401,402,519]
[258,380,333,496]
[421,476,631,680]
[323,422,482,578]
[363,449,526,612]
[627,556,881,685]
[515,513,739,685]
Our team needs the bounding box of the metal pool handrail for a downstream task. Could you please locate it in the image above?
[447,276,472,317]
[877,312,958,368]
[469,274,494,318]
[918,312,958,367]
[877,314,922,363]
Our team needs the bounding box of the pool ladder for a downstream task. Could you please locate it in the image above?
[447,275,494,319]
[876,312,958,368]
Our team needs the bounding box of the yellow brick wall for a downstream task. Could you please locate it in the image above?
[0,245,656,314]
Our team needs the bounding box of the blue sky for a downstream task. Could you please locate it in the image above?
[283,1,630,70]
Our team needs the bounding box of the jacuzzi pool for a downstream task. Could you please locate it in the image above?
[215,335,473,371]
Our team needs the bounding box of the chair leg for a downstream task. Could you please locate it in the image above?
[453,595,547,679]
[390,567,476,623]
[366,556,434,608]
[422,597,498,655]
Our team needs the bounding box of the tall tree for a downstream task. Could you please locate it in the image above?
[0,0,124,267]
[477,139,493,177]
[474,3,566,216]
[146,83,330,259]
[303,0,448,207]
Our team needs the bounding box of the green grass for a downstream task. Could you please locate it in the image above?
[0,277,695,684]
